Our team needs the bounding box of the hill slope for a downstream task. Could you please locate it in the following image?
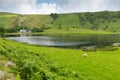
[0,11,120,32]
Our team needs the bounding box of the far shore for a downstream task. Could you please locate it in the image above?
[4,28,120,36]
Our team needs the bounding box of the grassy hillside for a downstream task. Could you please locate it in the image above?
[0,38,79,80]
[0,38,120,80]
[0,11,120,33]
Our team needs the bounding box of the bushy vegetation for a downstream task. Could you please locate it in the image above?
[99,46,118,51]
[0,38,79,80]
[0,26,6,36]
[50,13,58,21]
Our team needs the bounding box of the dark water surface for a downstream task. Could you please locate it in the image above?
[7,34,120,48]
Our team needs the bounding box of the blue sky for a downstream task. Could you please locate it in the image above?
[0,0,120,14]
[37,0,52,4]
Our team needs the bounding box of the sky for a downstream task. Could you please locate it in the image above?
[0,0,120,14]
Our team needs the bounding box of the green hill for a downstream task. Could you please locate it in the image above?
[0,11,120,33]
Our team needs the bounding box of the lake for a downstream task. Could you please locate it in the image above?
[7,34,120,48]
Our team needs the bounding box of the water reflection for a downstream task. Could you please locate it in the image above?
[7,34,120,47]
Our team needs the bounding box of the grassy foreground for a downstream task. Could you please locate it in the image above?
[0,38,120,80]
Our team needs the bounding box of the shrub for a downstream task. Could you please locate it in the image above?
[99,46,118,51]
[82,46,97,52]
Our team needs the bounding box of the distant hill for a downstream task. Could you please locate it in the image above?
[0,12,16,15]
[0,11,120,32]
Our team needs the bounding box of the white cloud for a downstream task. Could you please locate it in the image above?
[0,0,120,14]
[36,3,57,14]
[0,0,57,14]
[57,0,120,13]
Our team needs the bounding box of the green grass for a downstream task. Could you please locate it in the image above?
[43,28,116,34]
[0,38,120,80]
[45,49,120,80]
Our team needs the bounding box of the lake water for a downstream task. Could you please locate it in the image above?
[7,34,120,48]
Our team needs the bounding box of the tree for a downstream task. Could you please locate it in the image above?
[32,25,45,32]
[85,12,96,24]
[58,24,62,29]
[98,11,111,22]
[6,27,17,33]
[0,26,6,37]
[78,14,87,26]
[50,13,58,21]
